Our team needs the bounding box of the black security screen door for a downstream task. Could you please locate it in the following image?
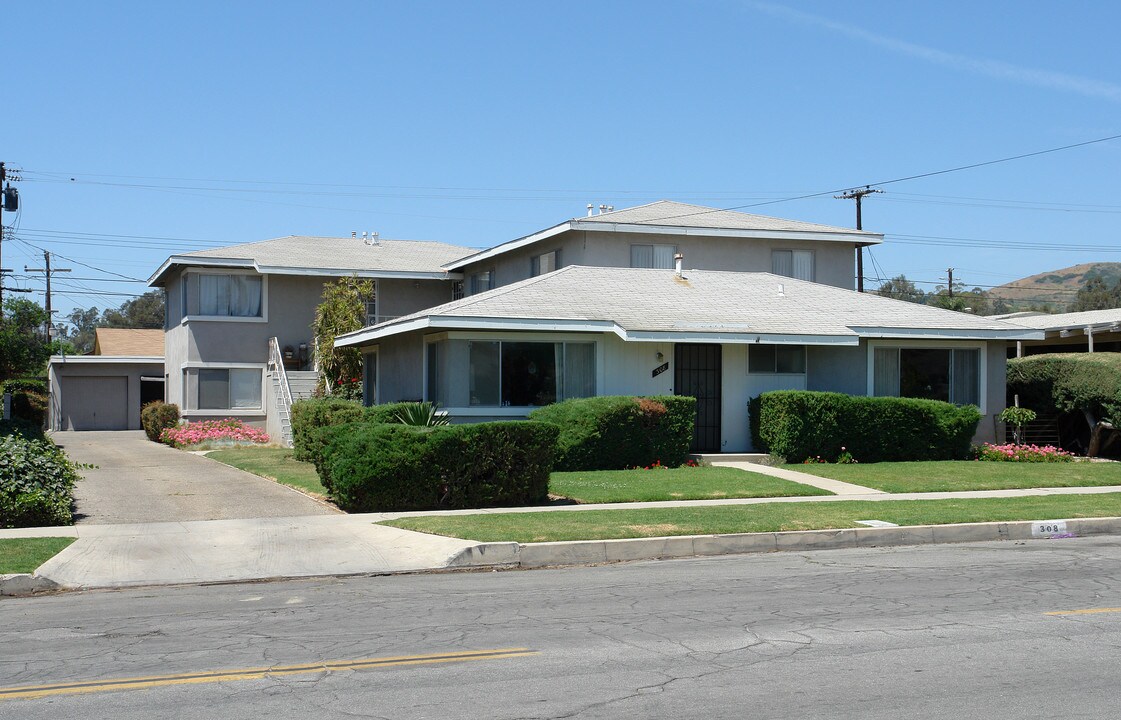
[674,344,722,453]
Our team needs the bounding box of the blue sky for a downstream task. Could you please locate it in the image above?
[4,1,1119,319]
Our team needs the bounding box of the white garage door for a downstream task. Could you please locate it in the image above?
[63,376,129,430]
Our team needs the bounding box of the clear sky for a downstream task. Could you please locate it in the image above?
[4,1,1119,320]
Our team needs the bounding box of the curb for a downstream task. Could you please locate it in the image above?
[448,516,1121,570]
[0,574,61,597]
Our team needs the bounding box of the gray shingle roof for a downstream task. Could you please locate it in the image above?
[150,236,475,284]
[996,308,1121,331]
[572,200,877,235]
[338,266,1040,346]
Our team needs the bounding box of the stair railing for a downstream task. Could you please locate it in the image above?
[268,337,295,420]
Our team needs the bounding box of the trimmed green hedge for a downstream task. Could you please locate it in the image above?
[290,398,420,463]
[1008,353,1121,421]
[321,421,559,512]
[528,395,696,471]
[141,401,180,442]
[2,379,47,428]
[0,435,83,528]
[755,391,981,463]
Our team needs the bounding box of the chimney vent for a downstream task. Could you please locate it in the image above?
[599,204,607,215]
[352,231,357,238]
[674,253,684,277]
[777,283,786,297]
[587,203,594,217]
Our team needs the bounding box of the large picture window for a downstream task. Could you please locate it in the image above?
[873,347,980,407]
[196,368,262,410]
[197,274,263,317]
[427,340,596,407]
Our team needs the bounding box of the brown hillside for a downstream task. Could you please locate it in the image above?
[989,262,1121,310]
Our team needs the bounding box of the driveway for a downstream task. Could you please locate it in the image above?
[54,431,338,524]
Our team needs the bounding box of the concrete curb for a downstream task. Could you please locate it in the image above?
[451,516,1121,570]
[0,574,61,597]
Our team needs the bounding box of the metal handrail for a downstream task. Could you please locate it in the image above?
[268,337,295,417]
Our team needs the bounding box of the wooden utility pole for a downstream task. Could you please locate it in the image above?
[946,267,955,299]
[25,251,71,339]
[835,186,882,292]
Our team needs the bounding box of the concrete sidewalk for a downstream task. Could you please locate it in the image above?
[6,477,1121,594]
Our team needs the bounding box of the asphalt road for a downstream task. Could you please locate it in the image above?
[4,537,1121,719]
[55,430,335,523]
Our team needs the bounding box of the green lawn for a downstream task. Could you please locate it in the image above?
[550,466,830,503]
[783,460,1121,493]
[206,447,329,497]
[382,493,1121,543]
[0,537,76,574]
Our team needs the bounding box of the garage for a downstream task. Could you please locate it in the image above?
[61,376,129,430]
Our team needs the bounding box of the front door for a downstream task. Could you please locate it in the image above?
[674,344,722,452]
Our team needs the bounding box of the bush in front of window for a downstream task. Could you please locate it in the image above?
[291,398,424,464]
[318,421,559,512]
[141,401,180,442]
[528,395,697,471]
[754,390,981,463]
[0,434,85,528]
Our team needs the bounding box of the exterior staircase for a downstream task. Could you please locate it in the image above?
[267,337,320,448]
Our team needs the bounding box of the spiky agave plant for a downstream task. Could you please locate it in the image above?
[394,401,451,427]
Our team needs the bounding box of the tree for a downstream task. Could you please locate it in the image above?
[0,298,53,381]
[876,275,925,304]
[58,306,100,354]
[100,290,165,328]
[312,276,374,398]
[1070,277,1121,312]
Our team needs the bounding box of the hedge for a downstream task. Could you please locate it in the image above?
[0,418,46,442]
[0,435,83,528]
[141,401,180,442]
[2,379,48,428]
[321,421,559,512]
[1008,353,1121,421]
[290,398,419,463]
[755,391,981,463]
[528,395,696,471]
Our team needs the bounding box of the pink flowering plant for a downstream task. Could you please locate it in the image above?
[974,443,1075,463]
[160,418,270,449]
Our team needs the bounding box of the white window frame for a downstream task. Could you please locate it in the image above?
[423,332,603,416]
[865,340,987,414]
[181,362,267,416]
[180,269,268,324]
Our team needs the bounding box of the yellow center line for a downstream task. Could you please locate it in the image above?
[0,648,537,702]
[1045,607,1121,616]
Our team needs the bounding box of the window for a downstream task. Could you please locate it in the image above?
[196,274,263,317]
[772,250,814,281]
[426,340,596,407]
[873,347,980,406]
[471,270,494,294]
[748,345,806,374]
[363,353,377,406]
[364,283,379,326]
[196,368,262,410]
[631,244,677,269]
[531,250,560,277]
[452,280,464,301]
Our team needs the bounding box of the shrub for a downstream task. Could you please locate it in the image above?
[3,379,48,427]
[141,401,180,442]
[757,391,981,463]
[0,418,46,442]
[1008,353,1121,421]
[290,398,365,461]
[160,418,270,448]
[394,401,450,427]
[974,443,1075,462]
[0,435,83,527]
[323,421,559,512]
[528,395,696,471]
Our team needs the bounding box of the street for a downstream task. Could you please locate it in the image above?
[4,537,1121,719]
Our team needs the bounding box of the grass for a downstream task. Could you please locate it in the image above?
[783,460,1121,493]
[550,466,830,503]
[206,447,329,497]
[382,493,1121,543]
[0,537,76,574]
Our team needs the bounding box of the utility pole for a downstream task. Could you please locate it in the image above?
[1,162,24,312]
[835,186,883,293]
[25,251,71,339]
[946,268,955,300]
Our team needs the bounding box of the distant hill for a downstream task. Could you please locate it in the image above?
[988,262,1121,311]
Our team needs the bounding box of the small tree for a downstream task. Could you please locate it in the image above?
[999,406,1037,446]
[312,276,374,397]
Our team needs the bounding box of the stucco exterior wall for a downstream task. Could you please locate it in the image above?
[456,229,859,294]
[48,359,164,431]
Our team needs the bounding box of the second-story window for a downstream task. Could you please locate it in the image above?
[772,250,814,281]
[471,270,494,294]
[631,244,677,269]
[198,274,263,317]
[452,280,464,301]
[531,250,560,277]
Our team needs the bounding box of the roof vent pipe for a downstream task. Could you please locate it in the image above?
[587,203,594,217]
[351,231,357,238]
[599,204,607,215]
[674,253,684,277]
[777,283,785,297]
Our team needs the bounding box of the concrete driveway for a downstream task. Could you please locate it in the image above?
[54,431,338,524]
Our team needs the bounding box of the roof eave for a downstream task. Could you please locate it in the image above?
[849,326,1047,341]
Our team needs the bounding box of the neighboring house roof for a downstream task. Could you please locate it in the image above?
[92,328,165,357]
[444,200,884,271]
[337,266,1041,348]
[995,308,1121,333]
[148,236,476,286]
